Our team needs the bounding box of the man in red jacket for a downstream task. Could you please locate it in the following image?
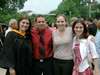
[31,15,53,75]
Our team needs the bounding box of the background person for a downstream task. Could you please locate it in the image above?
[95,20,100,70]
[5,19,17,37]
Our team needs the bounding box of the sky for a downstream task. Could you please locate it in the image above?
[20,0,100,15]
[20,0,62,14]
[96,0,100,3]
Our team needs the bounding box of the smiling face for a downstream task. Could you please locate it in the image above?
[56,15,67,31]
[19,19,30,32]
[36,16,46,30]
[72,20,88,38]
[74,23,84,37]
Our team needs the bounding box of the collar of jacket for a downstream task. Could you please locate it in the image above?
[12,29,25,36]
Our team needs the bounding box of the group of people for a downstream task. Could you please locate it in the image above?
[0,14,100,75]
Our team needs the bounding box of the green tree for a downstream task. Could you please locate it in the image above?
[0,0,27,11]
[50,0,82,20]
[0,0,27,24]
[50,0,100,19]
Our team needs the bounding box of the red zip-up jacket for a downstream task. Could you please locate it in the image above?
[31,28,53,59]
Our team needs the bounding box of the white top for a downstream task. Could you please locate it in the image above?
[52,27,73,60]
[5,27,12,37]
[0,68,7,75]
[88,35,95,43]
[73,38,99,72]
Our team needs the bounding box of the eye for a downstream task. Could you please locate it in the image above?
[57,21,60,23]
[26,22,29,25]
[75,26,78,29]
[22,21,29,25]
[61,21,64,23]
[22,22,25,24]
[37,21,45,23]
[80,27,83,29]
[57,21,64,23]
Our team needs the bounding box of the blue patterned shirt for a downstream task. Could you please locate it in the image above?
[95,29,100,57]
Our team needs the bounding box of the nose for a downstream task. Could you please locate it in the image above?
[23,23,29,28]
[40,21,45,24]
[76,28,81,31]
[23,23,27,27]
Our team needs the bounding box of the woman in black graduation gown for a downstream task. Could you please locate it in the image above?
[0,16,33,75]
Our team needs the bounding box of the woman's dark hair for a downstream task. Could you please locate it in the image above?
[0,25,2,32]
[72,20,88,38]
[18,16,32,38]
[87,23,97,36]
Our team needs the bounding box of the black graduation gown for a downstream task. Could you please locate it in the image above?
[0,32,4,51]
[0,31,33,75]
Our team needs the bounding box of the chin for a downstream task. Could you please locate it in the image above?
[76,34,80,37]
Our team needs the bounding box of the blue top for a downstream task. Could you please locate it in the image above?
[95,29,100,57]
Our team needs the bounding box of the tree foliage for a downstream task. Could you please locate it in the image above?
[50,0,100,19]
[0,0,27,11]
[0,0,27,24]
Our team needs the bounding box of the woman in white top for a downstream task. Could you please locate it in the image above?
[72,20,99,75]
[52,14,74,75]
